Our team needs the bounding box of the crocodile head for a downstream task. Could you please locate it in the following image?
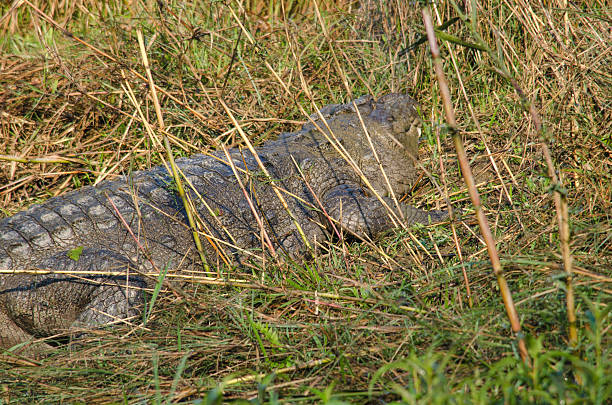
[327,93,421,197]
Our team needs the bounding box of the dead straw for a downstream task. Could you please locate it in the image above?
[20,0,219,146]
[421,6,530,365]
[135,29,212,274]
[452,0,578,352]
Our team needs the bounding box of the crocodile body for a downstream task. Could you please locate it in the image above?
[0,93,443,350]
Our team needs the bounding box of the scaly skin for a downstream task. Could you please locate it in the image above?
[0,93,445,351]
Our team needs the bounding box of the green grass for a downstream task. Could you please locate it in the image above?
[0,0,610,403]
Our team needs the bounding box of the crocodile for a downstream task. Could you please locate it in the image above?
[0,93,446,351]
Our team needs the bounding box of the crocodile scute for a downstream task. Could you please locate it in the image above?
[0,93,444,351]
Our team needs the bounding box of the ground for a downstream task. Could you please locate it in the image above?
[0,1,610,403]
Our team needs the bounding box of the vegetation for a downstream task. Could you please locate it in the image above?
[0,0,610,403]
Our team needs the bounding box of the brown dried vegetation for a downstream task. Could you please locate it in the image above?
[0,0,610,402]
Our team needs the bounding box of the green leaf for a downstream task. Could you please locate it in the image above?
[145,262,170,325]
[434,29,488,51]
[67,246,84,262]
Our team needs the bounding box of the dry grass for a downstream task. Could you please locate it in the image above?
[0,0,610,403]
